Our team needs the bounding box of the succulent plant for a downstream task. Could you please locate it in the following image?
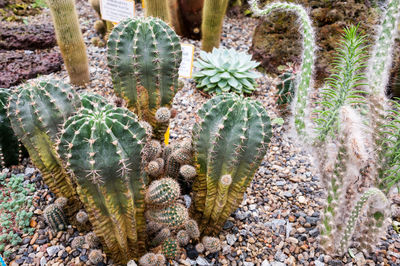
[151,227,171,247]
[202,236,221,253]
[71,236,85,249]
[145,178,181,207]
[139,252,158,266]
[176,230,190,246]
[161,237,179,260]
[276,70,297,115]
[0,88,26,168]
[201,0,229,52]
[146,203,188,228]
[54,197,68,209]
[57,95,149,263]
[88,249,103,264]
[75,210,91,232]
[191,93,272,234]
[195,243,205,253]
[44,203,67,232]
[85,232,100,248]
[107,17,182,141]
[7,79,81,217]
[180,165,197,182]
[193,47,261,95]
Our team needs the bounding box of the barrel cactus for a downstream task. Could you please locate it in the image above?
[7,79,81,216]
[107,17,182,141]
[0,88,26,168]
[57,94,149,263]
[44,203,67,232]
[191,93,272,235]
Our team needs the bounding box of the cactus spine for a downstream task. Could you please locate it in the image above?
[57,95,149,263]
[143,0,170,22]
[0,88,25,168]
[46,0,90,86]
[201,0,229,52]
[44,203,67,232]
[7,79,81,217]
[107,17,182,141]
[191,93,272,235]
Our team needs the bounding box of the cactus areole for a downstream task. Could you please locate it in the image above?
[191,93,272,235]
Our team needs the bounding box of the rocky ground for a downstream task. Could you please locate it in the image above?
[1,0,399,265]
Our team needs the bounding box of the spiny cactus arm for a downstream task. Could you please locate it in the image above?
[201,0,229,52]
[249,0,315,139]
[143,0,170,22]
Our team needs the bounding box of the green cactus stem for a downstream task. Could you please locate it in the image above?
[46,0,90,86]
[139,252,158,266]
[0,88,26,168]
[161,237,180,260]
[276,70,297,115]
[146,203,188,228]
[7,79,81,217]
[151,227,171,247]
[57,96,148,263]
[201,0,229,52]
[107,17,182,141]
[191,93,272,235]
[145,178,181,207]
[143,0,170,22]
[44,203,67,232]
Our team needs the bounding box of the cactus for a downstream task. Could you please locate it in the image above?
[201,0,229,52]
[85,232,100,248]
[54,197,68,209]
[195,243,204,253]
[147,221,163,235]
[161,237,179,260]
[145,178,180,207]
[276,70,297,116]
[143,0,170,22]
[76,210,89,224]
[202,236,220,253]
[146,160,162,178]
[143,140,162,162]
[184,219,200,239]
[151,227,171,247]
[180,165,197,182]
[191,93,272,235]
[176,230,190,246]
[57,97,149,263]
[107,17,182,141]
[44,203,67,232]
[146,203,188,228]
[0,88,26,168]
[46,0,90,86]
[7,79,81,217]
[88,249,103,264]
[155,254,166,265]
[139,252,158,266]
[71,236,85,249]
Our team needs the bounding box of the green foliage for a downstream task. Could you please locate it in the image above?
[276,71,296,112]
[0,173,35,259]
[193,47,261,95]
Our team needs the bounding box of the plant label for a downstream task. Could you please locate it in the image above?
[101,0,135,24]
[179,43,195,78]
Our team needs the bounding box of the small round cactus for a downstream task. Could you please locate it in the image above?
[185,219,200,239]
[85,232,99,248]
[195,243,205,253]
[171,149,191,164]
[147,221,163,235]
[155,107,171,123]
[139,252,157,266]
[202,236,221,253]
[146,203,188,228]
[140,121,153,139]
[76,210,89,224]
[146,178,181,207]
[71,236,85,249]
[151,227,171,247]
[162,238,180,260]
[146,160,162,177]
[177,230,190,246]
[155,254,166,265]
[143,140,162,162]
[54,197,68,209]
[94,20,106,36]
[180,165,197,181]
[44,204,67,232]
[88,249,103,264]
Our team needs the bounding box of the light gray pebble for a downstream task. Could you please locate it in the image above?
[196,256,213,266]
[226,234,237,245]
[46,245,60,257]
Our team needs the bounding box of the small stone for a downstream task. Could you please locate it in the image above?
[40,256,47,266]
[314,261,325,266]
[298,196,306,203]
[47,245,60,257]
[261,260,271,266]
[244,262,254,266]
[196,256,210,266]
[226,234,237,246]
[30,233,39,245]
[223,221,234,230]
[274,251,287,262]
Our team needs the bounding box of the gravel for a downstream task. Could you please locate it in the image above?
[1,0,399,265]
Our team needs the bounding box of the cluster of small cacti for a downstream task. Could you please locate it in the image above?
[138,252,166,266]
[107,17,182,142]
[43,204,67,232]
[250,0,400,256]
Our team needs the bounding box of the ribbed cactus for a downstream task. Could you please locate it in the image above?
[151,227,171,247]
[145,178,180,207]
[44,203,67,232]
[201,0,229,52]
[161,237,179,260]
[7,79,81,217]
[191,93,272,235]
[176,230,190,246]
[107,17,182,141]
[147,203,188,228]
[139,252,158,266]
[276,70,297,116]
[46,0,90,86]
[57,96,149,263]
[202,236,221,253]
[249,0,400,256]
[143,0,170,22]
[0,88,25,168]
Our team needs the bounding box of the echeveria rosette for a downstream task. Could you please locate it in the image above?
[193,47,261,95]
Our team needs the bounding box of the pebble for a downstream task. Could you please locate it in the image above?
[226,234,237,245]
[46,245,60,257]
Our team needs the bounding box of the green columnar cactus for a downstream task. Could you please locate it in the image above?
[143,0,170,22]
[201,0,229,52]
[57,96,148,263]
[176,230,190,246]
[250,0,315,139]
[44,204,67,232]
[7,79,81,217]
[161,237,179,260]
[146,203,188,228]
[151,227,170,246]
[107,17,182,141]
[145,178,180,207]
[184,219,200,239]
[46,0,90,86]
[191,93,272,235]
[0,88,25,168]
[276,71,297,115]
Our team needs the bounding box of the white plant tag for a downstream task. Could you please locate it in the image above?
[179,43,195,78]
[101,0,135,24]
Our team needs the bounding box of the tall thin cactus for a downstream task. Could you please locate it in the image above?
[201,0,229,52]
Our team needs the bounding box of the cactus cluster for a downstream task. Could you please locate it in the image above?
[191,93,272,235]
[250,0,400,256]
[107,17,182,141]
[44,203,67,232]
